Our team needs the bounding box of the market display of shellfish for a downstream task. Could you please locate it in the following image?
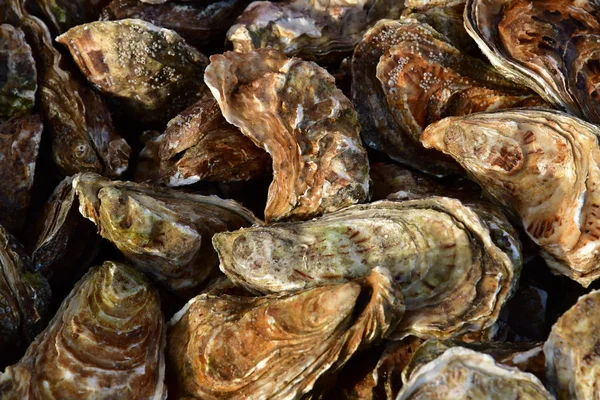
[2,0,600,398]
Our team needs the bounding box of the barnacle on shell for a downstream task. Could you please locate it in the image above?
[544,290,600,399]
[73,173,259,297]
[465,0,600,124]
[422,109,600,287]
[0,261,166,399]
[57,19,209,124]
[214,197,519,339]
[205,48,370,222]
[166,267,404,399]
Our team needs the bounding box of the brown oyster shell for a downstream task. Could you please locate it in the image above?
[166,267,404,399]
[2,0,131,177]
[465,0,600,124]
[56,19,209,124]
[205,48,370,222]
[0,115,42,236]
[544,289,600,399]
[0,261,166,399]
[397,347,552,399]
[375,19,545,144]
[0,224,51,369]
[351,19,461,176]
[73,173,260,298]
[0,24,36,121]
[422,109,600,287]
[138,94,271,186]
[214,197,519,339]
[101,0,250,49]
[226,0,404,63]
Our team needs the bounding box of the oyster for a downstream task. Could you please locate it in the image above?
[166,267,404,399]
[544,289,600,399]
[56,19,209,124]
[205,49,370,222]
[73,173,259,297]
[1,0,131,177]
[0,261,166,399]
[0,224,51,369]
[138,94,271,186]
[226,0,404,62]
[28,0,111,34]
[352,19,461,176]
[214,197,519,339]
[397,347,553,399]
[0,24,36,121]
[0,115,42,236]
[422,109,600,286]
[465,0,600,123]
[101,0,251,49]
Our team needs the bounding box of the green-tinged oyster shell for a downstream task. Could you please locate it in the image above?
[396,347,553,399]
[422,109,600,287]
[214,197,520,339]
[544,289,600,399]
[0,24,36,121]
[29,0,111,34]
[166,267,404,399]
[0,224,51,369]
[1,0,131,177]
[226,0,404,62]
[465,0,600,124]
[56,19,209,124]
[0,261,166,399]
[72,173,260,298]
[0,115,42,237]
[205,48,370,222]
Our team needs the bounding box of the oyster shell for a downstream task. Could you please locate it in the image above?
[465,0,600,123]
[73,173,260,297]
[214,197,519,339]
[0,115,42,236]
[0,261,166,399]
[205,49,370,222]
[544,289,600,399]
[0,224,51,369]
[226,0,404,62]
[56,19,209,124]
[138,94,271,186]
[0,24,36,121]
[2,0,131,177]
[166,267,404,399]
[352,19,461,176]
[397,347,553,399]
[28,0,111,34]
[101,0,250,49]
[421,109,600,286]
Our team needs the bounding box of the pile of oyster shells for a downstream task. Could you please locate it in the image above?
[2,0,600,398]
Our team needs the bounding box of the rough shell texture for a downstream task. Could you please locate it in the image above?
[0,24,36,121]
[0,224,51,369]
[72,173,260,298]
[2,0,131,177]
[205,49,370,222]
[101,0,251,48]
[166,267,404,400]
[56,19,209,124]
[226,0,404,62]
[29,0,111,34]
[0,261,167,399]
[396,347,553,399]
[422,109,600,286]
[214,198,519,339]
[375,19,545,144]
[138,94,271,186]
[544,289,600,399]
[351,19,461,176]
[465,0,600,124]
[0,115,42,236]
